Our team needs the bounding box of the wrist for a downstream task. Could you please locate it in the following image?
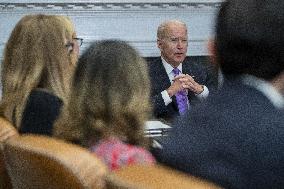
[166,88,174,97]
[197,85,204,94]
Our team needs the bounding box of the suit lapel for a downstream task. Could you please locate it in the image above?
[150,58,178,109]
[157,58,180,108]
[154,58,171,90]
[182,60,194,76]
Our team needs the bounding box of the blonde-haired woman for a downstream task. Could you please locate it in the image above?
[54,40,155,170]
[0,14,81,135]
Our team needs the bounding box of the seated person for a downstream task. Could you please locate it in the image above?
[153,0,284,188]
[53,40,155,170]
[0,14,80,135]
[148,20,216,122]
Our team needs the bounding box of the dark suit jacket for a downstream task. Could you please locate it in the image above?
[153,77,284,189]
[147,57,216,121]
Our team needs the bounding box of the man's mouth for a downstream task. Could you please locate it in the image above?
[175,53,184,56]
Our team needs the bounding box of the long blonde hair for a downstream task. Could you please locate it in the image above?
[0,14,77,128]
[54,40,151,148]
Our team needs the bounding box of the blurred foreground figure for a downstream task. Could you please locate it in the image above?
[54,40,155,170]
[0,14,79,135]
[153,1,284,188]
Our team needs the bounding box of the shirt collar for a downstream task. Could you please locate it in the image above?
[161,57,183,75]
[242,74,284,109]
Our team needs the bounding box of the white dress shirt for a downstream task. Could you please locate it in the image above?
[160,57,209,106]
[242,74,284,109]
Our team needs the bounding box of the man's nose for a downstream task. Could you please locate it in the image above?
[177,40,183,48]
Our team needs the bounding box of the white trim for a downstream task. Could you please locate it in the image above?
[242,75,284,109]
[0,0,224,4]
[0,0,220,57]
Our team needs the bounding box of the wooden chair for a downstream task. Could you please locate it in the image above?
[3,135,108,189]
[0,117,18,189]
[106,164,223,189]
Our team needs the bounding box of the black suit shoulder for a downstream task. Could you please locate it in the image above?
[154,80,284,189]
[146,57,177,120]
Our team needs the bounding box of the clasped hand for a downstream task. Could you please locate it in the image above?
[166,74,204,97]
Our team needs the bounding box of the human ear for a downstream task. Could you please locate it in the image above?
[157,39,162,50]
[66,44,73,54]
[207,38,217,65]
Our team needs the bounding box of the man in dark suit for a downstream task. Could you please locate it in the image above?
[153,1,284,188]
[148,20,216,122]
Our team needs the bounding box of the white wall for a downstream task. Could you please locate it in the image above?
[0,0,222,59]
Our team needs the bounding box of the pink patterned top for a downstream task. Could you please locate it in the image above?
[89,138,155,170]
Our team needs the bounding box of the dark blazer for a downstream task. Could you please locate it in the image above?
[153,77,284,189]
[147,57,216,121]
[19,89,63,136]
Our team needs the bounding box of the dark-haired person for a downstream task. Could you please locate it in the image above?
[54,40,155,170]
[153,1,284,188]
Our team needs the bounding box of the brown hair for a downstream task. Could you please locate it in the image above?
[53,40,151,148]
[0,14,77,128]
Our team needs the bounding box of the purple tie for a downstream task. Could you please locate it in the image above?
[173,68,188,115]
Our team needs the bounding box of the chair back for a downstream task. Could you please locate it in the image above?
[0,117,18,189]
[106,164,222,189]
[3,135,108,189]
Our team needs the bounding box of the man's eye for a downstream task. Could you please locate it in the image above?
[171,38,178,42]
